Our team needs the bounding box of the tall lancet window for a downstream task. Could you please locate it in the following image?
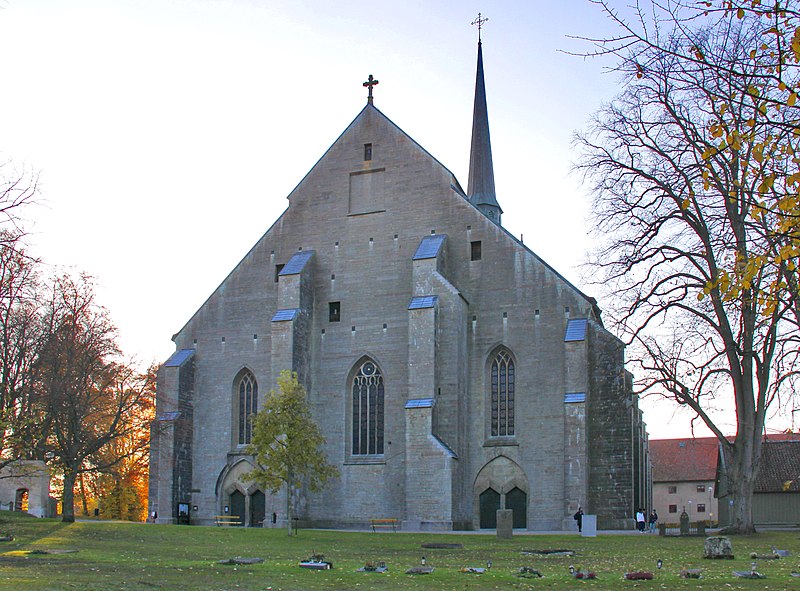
[490,349,515,436]
[351,359,384,455]
[237,371,258,445]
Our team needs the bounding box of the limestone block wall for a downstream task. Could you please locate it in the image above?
[150,352,194,524]
[404,402,457,530]
[586,322,635,529]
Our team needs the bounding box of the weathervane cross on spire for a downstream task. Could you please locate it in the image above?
[471,12,488,41]
[363,74,379,104]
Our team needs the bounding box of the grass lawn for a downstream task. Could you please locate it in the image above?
[1,511,799,590]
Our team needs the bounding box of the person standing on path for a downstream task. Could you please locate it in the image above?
[573,506,584,533]
[648,509,658,533]
[636,509,646,532]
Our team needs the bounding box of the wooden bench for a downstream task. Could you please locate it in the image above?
[214,515,242,526]
[370,518,398,532]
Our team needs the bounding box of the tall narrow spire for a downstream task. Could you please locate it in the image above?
[467,38,502,225]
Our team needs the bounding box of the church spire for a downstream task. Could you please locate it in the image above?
[467,20,502,225]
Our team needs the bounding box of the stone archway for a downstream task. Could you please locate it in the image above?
[14,488,28,512]
[473,456,530,529]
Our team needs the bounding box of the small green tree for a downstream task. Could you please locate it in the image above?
[246,370,338,535]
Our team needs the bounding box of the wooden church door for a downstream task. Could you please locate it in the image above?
[229,491,245,526]
[506,487,527,528]
[249,490,266,527]
[479,488,501,528]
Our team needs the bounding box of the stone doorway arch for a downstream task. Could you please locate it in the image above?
[473,456,529,529]
[15,488,28,512]
[216,458,283,527]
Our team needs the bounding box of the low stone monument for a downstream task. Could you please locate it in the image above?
[496,509,513,539]
[704,536,734,559]
[581,514,597,537]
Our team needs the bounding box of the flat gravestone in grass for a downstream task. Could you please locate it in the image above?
[357,561,388,573]
[421,542,463,549]
[520,548,575,556]
[405,565,434,574]
[216,557,264,565]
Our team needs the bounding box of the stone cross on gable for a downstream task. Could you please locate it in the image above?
[363,74,379,104]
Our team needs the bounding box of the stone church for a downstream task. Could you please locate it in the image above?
[149,40,649,531]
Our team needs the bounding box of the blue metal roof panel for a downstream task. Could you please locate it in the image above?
[408,295,438,310]
[564,392,586,404]
[156,411,181,421]
[405,398,436,409]
[412,234,446,260]
[564,318,588,342]
[278,250,314,276]
[164,349,194,367]
[271,308,300,322]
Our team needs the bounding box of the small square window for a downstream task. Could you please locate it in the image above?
[697,484,706,493]
[274,264,284,283]
[697,504,706,513]
[668,504,677,513]
[470,240,482,261]
[329,301,341,322]
[668,485,677,494]
[364,143,372,161]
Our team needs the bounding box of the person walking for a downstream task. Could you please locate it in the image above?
[573,506,584,533]
[648,509,658,534]
[636,508,646,532]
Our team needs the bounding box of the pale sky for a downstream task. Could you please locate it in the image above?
[0,0,774,439]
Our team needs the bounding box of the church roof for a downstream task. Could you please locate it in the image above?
[651,437,719,482]
[467,41,501,217]
[753,440,800,493]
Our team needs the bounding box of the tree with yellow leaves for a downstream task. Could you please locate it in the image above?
[577,2,799,533]
[245,371,338,535]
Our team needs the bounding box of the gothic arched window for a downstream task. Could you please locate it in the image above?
[351,359,384,455]
[490,349,515,436]
[237,371,258,445]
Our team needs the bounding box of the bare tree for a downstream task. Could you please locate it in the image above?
[576,15,798,533]
[30,273,150,522]
[0,161,41,474]
[0,160,37,245]
[0,234,42,471]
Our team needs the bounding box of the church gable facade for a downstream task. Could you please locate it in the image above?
[149,48,649,531]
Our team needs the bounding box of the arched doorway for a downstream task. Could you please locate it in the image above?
[15,489,28,512]
[506,487,527,528]
[250,490,266,527]
[479,488,501,528]
[473,456,530,529]
[229,490,245,526]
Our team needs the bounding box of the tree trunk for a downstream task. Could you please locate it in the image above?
[285,481,292,536]
[79,472,89,516]
[720,441,758,534]
[62,470,77,523]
